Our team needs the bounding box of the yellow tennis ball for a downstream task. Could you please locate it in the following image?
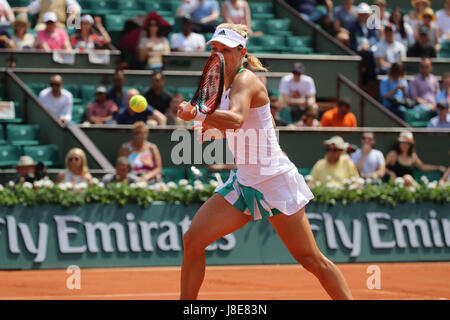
[129,95,148,113]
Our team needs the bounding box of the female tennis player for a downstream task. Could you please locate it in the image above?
[177,23,353,300]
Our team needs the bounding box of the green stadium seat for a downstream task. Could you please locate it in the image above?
[71,104,86,124]
[439,41,450,58]
[249,2,275,19]
[264,19,292,36]
[118,0,143,11]
[0,145,22,167]
[81,85,97,104]
[105,15,128,32]
[251,19,266,33]
[0,102,23,124]
[404,109,434,128]
[287,36,314,54]
[246,36,266,53]
[278,107,293,124]
[29,83,46,96]
[23,145,60,168]
[64,85,82,104]
[298,168,311,176]
[162,167,186,182]
[6,124,40,146]
[142,1,173,16]
[262,35,289,53]
[0,125,6,144]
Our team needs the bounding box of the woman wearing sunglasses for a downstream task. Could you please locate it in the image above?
[56,148,92,185]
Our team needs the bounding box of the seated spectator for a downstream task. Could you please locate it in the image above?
[117,121,163,183]
[297,105,320,127]
[350,132,386,180]
[374,22,407,75]
[71,15,111,52]
[404,0,430,32]
[116,88,167,126]
[56,148,92,184]
[436,72,450,105]
[102,157,139,185]
[385,131,446,187]
[0,0,14,26]
[270,96,288,127]
[107,70,127,110]
[39,74,73,126]
[333,0,358,46]
[407,25,437,57]
[374,0,390,26]
[176,0,220,33]
[436,0,450,43]
[143,72,172,114]
[166,93,192,126]
[36,12,71,52]
[279,62,317,123]
[86,86,118,125]
[349,3,379,84]
[11,13,35,49]
[13,156,36,185]
[439,166,450,186]
[138,17,170,71]
[379,62,411,119]
[221,0,252,32]
[0,25,13,48]
[320,98,357,127]
[409,56,439,112]
[389,7,415,47]
[171,16,206,52]
[414,7,440,52]
[286,0,333,24]
[14,0,81,31]
[309,136,360,188]
[427,100,450,128]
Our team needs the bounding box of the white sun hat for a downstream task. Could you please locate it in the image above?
[206,28,247,48]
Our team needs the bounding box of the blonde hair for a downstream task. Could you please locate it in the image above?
[65,148,90,178]
[216,23,268,72]
[132,121,148,132]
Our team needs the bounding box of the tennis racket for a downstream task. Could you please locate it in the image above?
[190,52,225,115]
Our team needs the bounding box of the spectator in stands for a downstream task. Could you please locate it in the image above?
[409,56,439,112]
[389,7,415,47]
[333,0,358,46]
[427,100,450,129]
[176,0,220,33]
[279,62,317,123]
[71,15,111,52]
[374,22,407,75]
[270,96,288,127]
[350,132,386,180]
[0,25,13,48]
[414,7,440,52]
[286,0,333,24]
[143,72,172,114]
[404,0,430,32]
[297,105,320,127]
[349,3,379,84]
[436,0,450,43]
[379,62,411,119]
[320,98,357,127]
[171,16,206,52]
[166,93,192,126]
[0,0,14,26]
[86,86,118,125]
[56,148,92,185]
[309,136,360,188]
[14,0,81,31]
[374,0,390,25]
[138,17,170,71]
[107,70,127,110]
[116,88,167,126]
[36,12,71,52]
[436,72,450,105]
[13,156,36,185]
[439,167,450,186]
[407,25,437,57]
[102,157,139,185]
[117,121,163,183]
[385,131,446,187]
[221,0,252,32]
[39,74,73,126]
[11,13,35,50]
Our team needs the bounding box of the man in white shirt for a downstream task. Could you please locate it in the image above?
[171,16,205,52]
[437,0,450,42]
[350,132,386,180]
[278,62,317,123]
[39,74,73,125]
[374,22,406,75]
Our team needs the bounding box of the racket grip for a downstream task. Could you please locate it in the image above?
[193,105,206,122]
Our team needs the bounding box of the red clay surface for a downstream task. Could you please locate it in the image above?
[0,262,449,300]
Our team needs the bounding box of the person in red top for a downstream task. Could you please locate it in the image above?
[87,86,119,125]
[320,98,357,127]
[70,15,111,52]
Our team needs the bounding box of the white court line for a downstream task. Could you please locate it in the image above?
[76,265,301,273]
[355,289,448,300]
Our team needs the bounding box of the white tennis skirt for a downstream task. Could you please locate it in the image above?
[215,168,314,220]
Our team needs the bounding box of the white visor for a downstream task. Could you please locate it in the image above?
[206,28,247,48]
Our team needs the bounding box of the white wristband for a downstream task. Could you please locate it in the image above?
[194,105,206,122]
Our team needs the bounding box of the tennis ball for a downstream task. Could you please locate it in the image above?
[129,95,148,113]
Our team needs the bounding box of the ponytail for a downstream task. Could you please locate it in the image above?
[246,54,268,72]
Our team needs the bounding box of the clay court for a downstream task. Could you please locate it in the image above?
[0,262,449,300]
